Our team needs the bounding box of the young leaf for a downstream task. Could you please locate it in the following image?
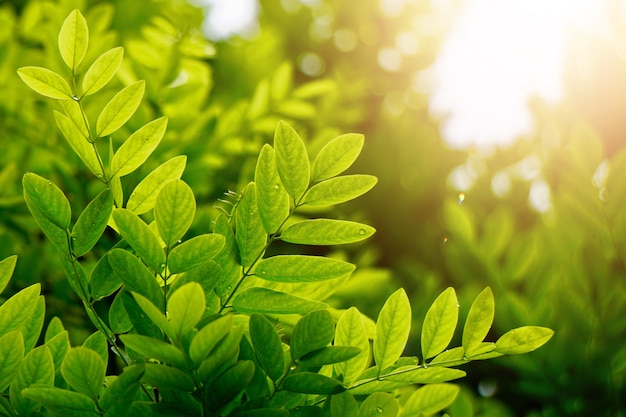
[402,383,460,416]
[311,134,364,182]
[462,287,495,356]
[256,255,355,282]
[0,284,41,339]
[142,363,195,391]
[154,179,196,247]
[53,111,102,177]
[96,80,145,137]
[71,189,113,257]
[167,282,206,337]
[282,372,345,395]
[99,365,144,417]
[82,47,123,96]
[205,360,255,411]
[299,346,361,368]
[108,248,163,309]
[120,334,186,368]
[274,121,310,201]
[131,292,176,340]
[232,287,327,315]
[168,234,225,274]
[495,326,554,355]
[61,347,106,399]
[335,307,370,386]
[0,331,24,392]
[291,310,334,360]
[280,219,375,245]
[303,175,378,206]
[10,346,55,417]
[58,9,88,70]
[0,255,17,294]
[111,209,166,273]
[374,288,411,372]
[189,315,234,364]
[357,392,398,417]
[17,66,73,99]
[126,155,186,215]
[255,144,290,234]
[249,314,285,382]
[421,287,458,360]
[236,183,267,267]
[111,117,168,178]
[89,253,122,300]
[21,386,98,417]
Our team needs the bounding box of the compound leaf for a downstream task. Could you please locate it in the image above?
[373,288,411,372]
[96,80,145,137]
[280,219,375,245]
[421,287,458,360]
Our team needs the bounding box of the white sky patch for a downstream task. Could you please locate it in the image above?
[194,0,259,40]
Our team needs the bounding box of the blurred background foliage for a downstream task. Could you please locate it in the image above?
[1,0,625,416]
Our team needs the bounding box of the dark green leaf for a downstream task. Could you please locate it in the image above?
[61,347,106,399]
[282,372,345,395]
[280,219,375,245]
[58,255,89,300]
[402,383,460,416]
[299,346,361,368]
[274,121,310,201]
[291,310,334,360]
[205,360,255,411]
[154,179,196,247]
[72,189,113,257]
[100,365,144,417]
[213,214,240,300]
[96,80,145,137]
[0,331,23,392]
[89,253,122,300]
[109,291,133,334]
[44,331,70,375]
[235,183,267,267]
[112,209,166,273]
[357,392,398,417]
[22,296,45,352]
[53,110,102,177]
[132,292,175,340]
[126,156,187,215]
[421,287,458,360]
[311,134,364,182]
[232,287,327,315]
[373,288,411,371]
[108,248,163,309]
[22,386,98,417]
[462,287,495,356]
[10,346,55,416]
[168,234,225,274]
[495,326,554,354]
[17,66,73,99]
[384,366,465,384]
[249,314,285,381]
[255,144,290,234]
[82,331,108,369]
[256,255,355,282]
[0,255,17,294]
[58,9,88,70]
[189,315,234,364]
[143,363,195,391]
[197,325,243,384]
[120,334,186,368]
[303,175,377,206]
[167,282,205,337]
[82,47,123,96]
[111,117,168,178]
[335,307,370,387]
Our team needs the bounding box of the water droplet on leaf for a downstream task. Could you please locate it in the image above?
[273,183,280,190]
[376,407,384,414]
[358,229,366,235]
[289,364,297,371]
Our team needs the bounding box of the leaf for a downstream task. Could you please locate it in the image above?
[108,248,163,309]
[232,287,328,315]
[82,331,109,369]
[61,347,106,399]
[168,234,225,274]
[142,363,195,391]
[274,121,310,201]
[299,346,361,368]
[82,47,123,96]
[111,117,168,178]
[167,282,205,337]
[109,292,132,334]
[0,255,17,294]
[23,173,71,253]
[303,175,377,206]
[120,334,186,368]
[462,287,495,356]
[131,292,175,340]
[384,366,466,384]
[58,255,89,300]
[205,360,255,411]
[249,314,285,382]
[71,189,113,257]
[154,179,196,247]
[495,326,554,355]
[421,287,458,360]
[112,209,166,273]
[282,372,345,395]
[373,288,411,372]
[89,253,122,300]
[22,296,45,352]
[96,80,145,137]
[0,331,24,392]
[100,365,144,417]
[357,392,398,417]
[256,255,355,283]
[17,66,73,99]
[53,111,102,177]
[213,214,241,299]
[10,346,55,417]
[0,284,41,339]
[22,386,98,417]
[334,307,370,386]
[280,219,375,245]
[235,183,267,267]
[189,315,234,364]
[58,9,88,69]
[126,155,187,215]
[312,134,364,182]
[44,331,70,375]
[254,144,290,234]
[291,310,334,360]
[331,391,358,417]
[402,383,460,416]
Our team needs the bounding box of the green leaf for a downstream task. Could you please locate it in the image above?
[23,173,71,253]
[495,326,554,355]
[130,293,173,340]
[303,175,377,206]
[108,248,163,309]
[82,47,123,96]
[112,209,166,273]
[384,366,466,384]
[248,314,285,381]
[357,392,398,417]
[109,292,132,334]
[312,134,364,182]
[120,334,186,368]
[373,288,411,371]
[22,296,45,352]
[53,111,102,177]
[0,255,17,294]
[100,365,144,417]
[236,183,267,267]
[402,383,460,416]
[142,363,195,391]
[274,121,310,201]
[0,284,41,339]
[61,347,106,399]
[58,99,89,137]
[205,360,255,411]
[71,189,113,257]
[82,331,108,369]
[168,234,225,274]
[299,346,361,368]
[22,386,98,417]
[213,214,241,299]
[421,287,458,360]
[17,66,73,99]
[255,144,290,234]
[271,62,293,101]
[280,219,375,245]
[58,9,88,70]
[44,331,70,375]
[89,253,122,300]
[58,256,89,300]
[111,117,168,178]
[335,307,370,386]
[291,310,334,360]
[96,80,145,137]
[0,331,24,392]
[10,346,55,417]
[154,179,196,247]
[167,282,205,337]
[256,255,355,283]
[189,315,234,364]
[126,156,186,215]
[331,391,358,417]
[282,372,345,395]
[462,287,495,356]
[232,287,327,315]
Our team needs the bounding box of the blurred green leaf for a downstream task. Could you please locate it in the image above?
[280,219,375,245]
[0,255,17,295]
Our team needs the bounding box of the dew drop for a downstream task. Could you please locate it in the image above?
[463,355,469,361]
[358,229,366,235]
[259,270,267,275]
[226,286,232,291]
[273,183,280,190]
[159,263,166,270]
[72,95,79,101]
[376,407,384,414]
[289,364,297,371]
[71,236,77,241]
[47,181,52,185]
[423,363,428,369]
[176,239,182,244]
[456,303,460,308]
[458,192,465,204]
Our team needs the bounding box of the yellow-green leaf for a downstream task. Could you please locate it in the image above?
[82,47,123,96]
[111,117,167,178]
[96,80,145,137]
[421,288,458,360]
[58,9,89,70]
[17,66,73,100]
[373,289,411,372]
